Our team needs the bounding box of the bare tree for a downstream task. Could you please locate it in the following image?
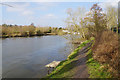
[105,5,118,31]
[65,7,87,43]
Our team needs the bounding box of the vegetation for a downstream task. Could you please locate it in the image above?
[1,2,119,78]
[67,39,91,60]
[91,31,119,78]
[105,4,118,30]
[86,31,119,78]
[0,24,67,38]
[65,7,88,43]
[46,3,119,78]
[84,4,108,38]
[46,39,91,78]
[65,3,118,42]
[86,44,112,78]
[85,4,119,78]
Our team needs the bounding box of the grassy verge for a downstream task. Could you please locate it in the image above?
[86,44,112,78]
[67,40,91,60]
[46,39,92,78]
[46,37,112,78]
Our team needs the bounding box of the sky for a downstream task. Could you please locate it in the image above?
[0,0,119,27]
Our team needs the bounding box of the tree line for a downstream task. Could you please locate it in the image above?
[0,23,66,38]
[66,3,118,43]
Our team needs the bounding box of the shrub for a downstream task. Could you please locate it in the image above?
[92,30,119,77]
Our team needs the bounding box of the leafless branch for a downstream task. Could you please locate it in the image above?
[0,3,13,7]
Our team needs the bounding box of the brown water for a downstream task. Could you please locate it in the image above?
[2,35,75,78]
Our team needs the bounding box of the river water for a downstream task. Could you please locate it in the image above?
[2,35,76,78]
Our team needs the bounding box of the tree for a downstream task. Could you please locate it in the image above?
[28,25,35,36]
[36,30,41,36]
[20,26,28,37]
[59,27,62,30]
[2,24,7,27]
[30,23,35,26]
[105,5,118,29]
[48,27,52,33]
[84,4,107,37]
[65,7,87,42]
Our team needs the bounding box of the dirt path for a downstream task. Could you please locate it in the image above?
[72,42,92,78]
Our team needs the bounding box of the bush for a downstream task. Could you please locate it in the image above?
[92,30,119,77]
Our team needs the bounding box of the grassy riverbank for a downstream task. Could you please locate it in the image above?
[46,39,92,78]
[45,36,116,78]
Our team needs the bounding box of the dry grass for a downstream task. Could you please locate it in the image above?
[92,30,119,78]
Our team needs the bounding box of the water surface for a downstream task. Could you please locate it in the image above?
[2,35,75,78]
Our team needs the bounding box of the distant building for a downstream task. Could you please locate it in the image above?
[62,30,81,34]
[62,30,70,33]
[73,32,80,34]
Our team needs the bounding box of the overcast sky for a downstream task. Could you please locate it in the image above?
[0,0,119,27]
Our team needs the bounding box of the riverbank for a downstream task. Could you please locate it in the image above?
[45,39,93,78]
[1,33,59,38]
[45,37,114,78]
[1,32,68,38]
[1,24,67,38]
[1,34,53,38]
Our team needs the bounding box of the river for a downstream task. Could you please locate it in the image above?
[2,35,76,78]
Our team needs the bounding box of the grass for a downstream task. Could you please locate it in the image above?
[46,37,112,78]
[46,59,77,78]
[67,39,91,60]
[46,39,92,78]
[47,37,112,78]
[86,46,112,78]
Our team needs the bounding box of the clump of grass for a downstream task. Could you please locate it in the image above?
[86,48,112,78]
